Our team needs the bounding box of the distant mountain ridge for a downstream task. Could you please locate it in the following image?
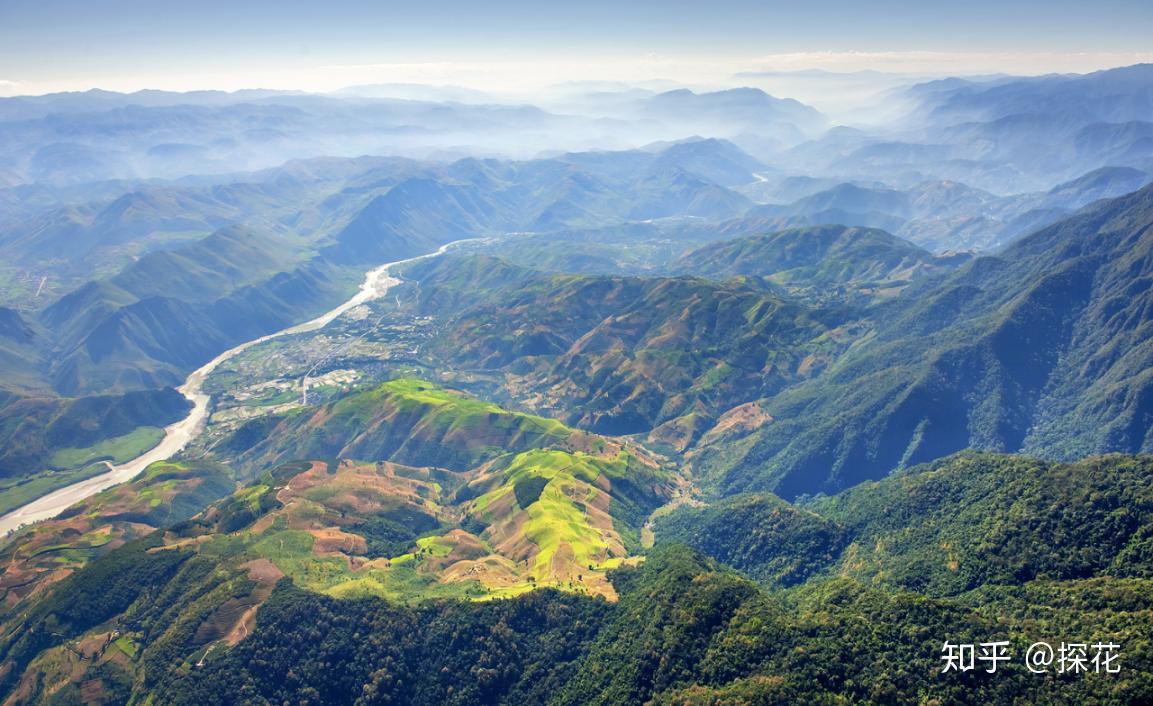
[740,167,1151,252]
[915,63,1153,127]
[675,224,967,304]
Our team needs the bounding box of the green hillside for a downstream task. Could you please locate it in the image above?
[5,379,670,605]
[219,377,592,474]
[656,451,1153,595]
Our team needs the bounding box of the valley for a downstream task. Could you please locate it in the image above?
[0,239,482,536]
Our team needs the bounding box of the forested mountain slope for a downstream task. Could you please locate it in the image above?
[695,183,1153,497]
[401,253,845,438]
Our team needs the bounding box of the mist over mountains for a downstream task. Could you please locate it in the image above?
[1,64,1151,508]
[3,61,1153,704]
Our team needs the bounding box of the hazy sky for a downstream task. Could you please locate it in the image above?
[1,0,1152,95]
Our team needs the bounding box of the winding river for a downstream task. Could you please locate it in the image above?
[0,240,471,537]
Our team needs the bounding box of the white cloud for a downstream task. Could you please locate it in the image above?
[0,80,21,97]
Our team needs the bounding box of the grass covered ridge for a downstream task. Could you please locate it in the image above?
[179,444,667,603]
[219,377,591,475]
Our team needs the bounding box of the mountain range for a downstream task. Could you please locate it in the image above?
[3,65,1153,705]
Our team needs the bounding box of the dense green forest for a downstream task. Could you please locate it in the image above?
[3,452,1152,704]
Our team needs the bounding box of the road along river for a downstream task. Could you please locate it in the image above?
[0,240,475,537]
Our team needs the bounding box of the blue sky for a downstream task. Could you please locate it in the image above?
[2,0,1151,94]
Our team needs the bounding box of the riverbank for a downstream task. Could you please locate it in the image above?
[0,240,472,539]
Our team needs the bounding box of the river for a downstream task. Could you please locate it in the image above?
[0,240,471,537]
